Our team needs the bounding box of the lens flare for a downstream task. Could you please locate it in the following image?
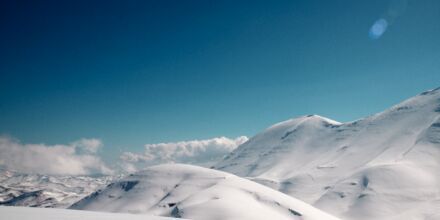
[369,18,388,40]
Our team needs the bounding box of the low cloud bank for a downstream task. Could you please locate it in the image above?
[0,135,248,175]
[120,136,248,172]
[0,136,113,175]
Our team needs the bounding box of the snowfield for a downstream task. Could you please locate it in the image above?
[214,87,440,220]
[70,164,341,220]
[0,206,178,220]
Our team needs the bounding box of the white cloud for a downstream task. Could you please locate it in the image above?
[0,136,113,175]
[0,135,249,175]
[119,136,248,171]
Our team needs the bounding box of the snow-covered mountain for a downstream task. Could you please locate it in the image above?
[0,169,117,208]
[2,87,440,220]
[70,164,341,220]
[214,87,440,220]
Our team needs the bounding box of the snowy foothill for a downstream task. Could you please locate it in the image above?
[70,164,341,220]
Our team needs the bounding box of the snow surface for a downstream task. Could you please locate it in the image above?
[0,206,178,220]
[71,164,341,220]
[214,87,440,220]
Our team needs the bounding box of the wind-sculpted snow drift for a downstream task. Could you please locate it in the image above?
[70,164,341,220]
[214,87,440,220]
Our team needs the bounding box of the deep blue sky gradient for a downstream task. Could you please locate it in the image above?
[1,0,440,159]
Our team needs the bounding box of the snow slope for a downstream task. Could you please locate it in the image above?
[0,169,117,208]
[214,87,440,220]
[0,206,178,220]
[71,164,341,220]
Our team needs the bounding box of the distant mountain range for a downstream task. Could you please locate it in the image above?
[0,169,116,208]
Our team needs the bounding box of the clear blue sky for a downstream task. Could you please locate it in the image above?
[1,0,440,160]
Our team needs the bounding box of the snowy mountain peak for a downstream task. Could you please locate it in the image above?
[419,86,440,96]
[268,114,341,131]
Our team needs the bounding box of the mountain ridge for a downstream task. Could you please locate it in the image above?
[214,87,440,220]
